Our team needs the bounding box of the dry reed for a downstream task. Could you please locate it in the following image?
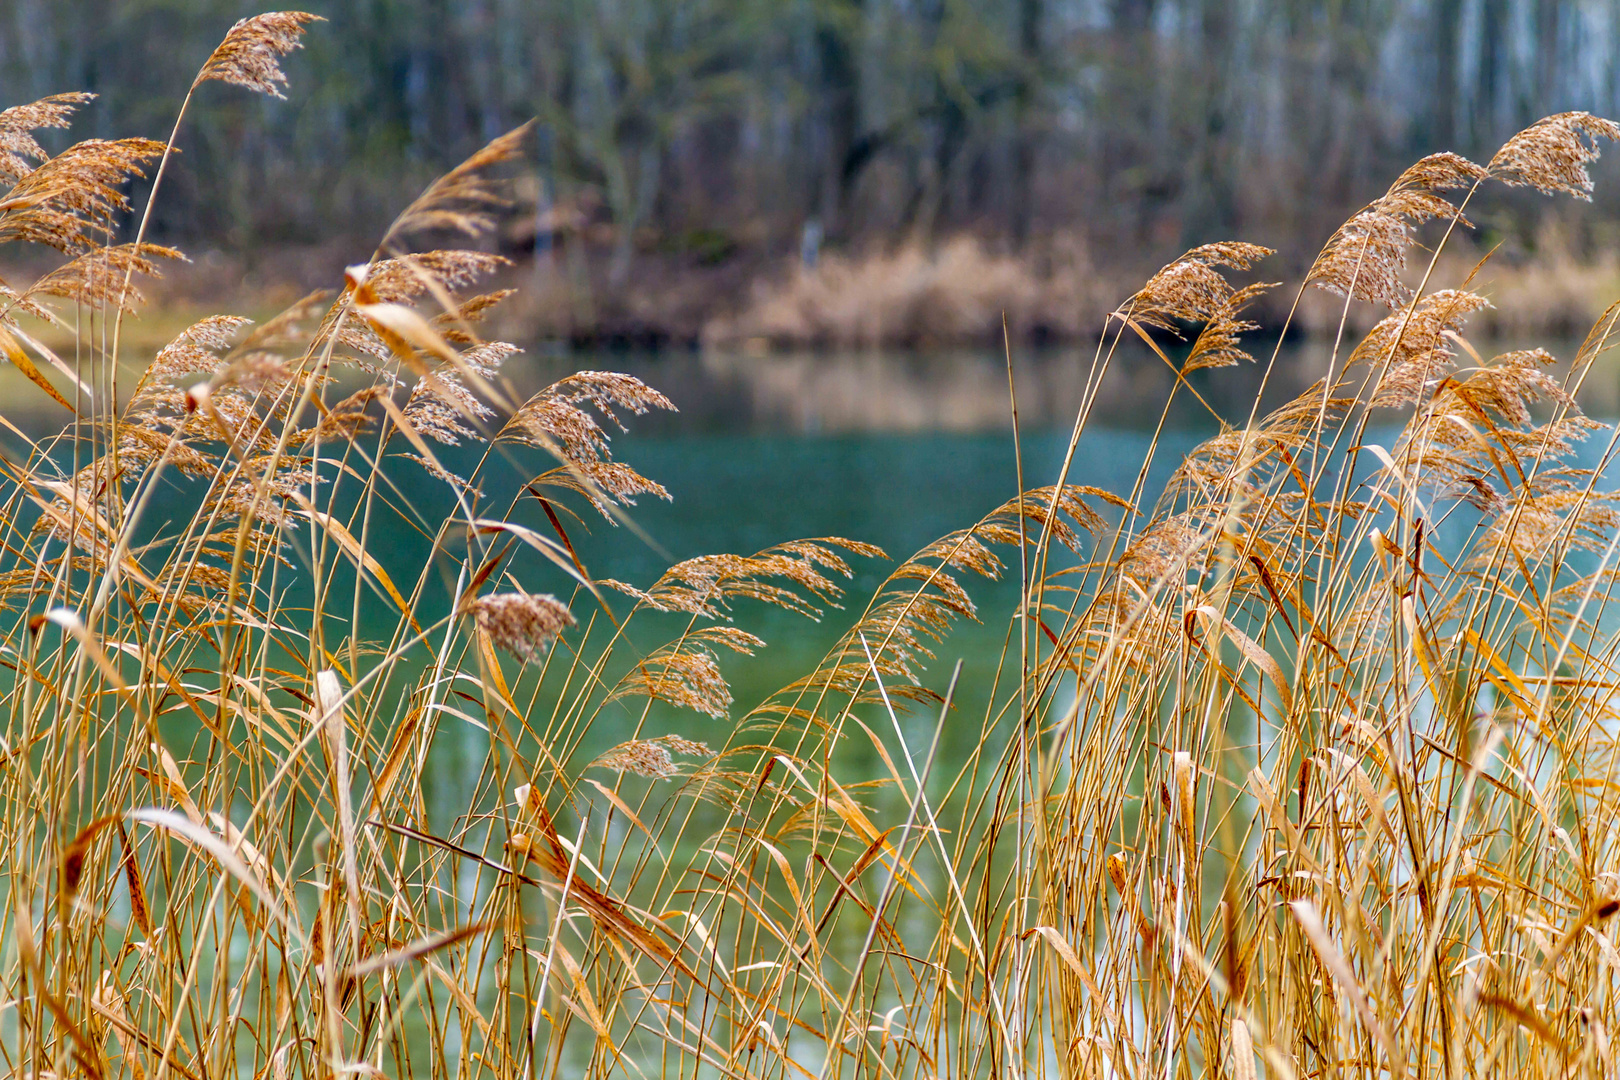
[8,14,1620,1080]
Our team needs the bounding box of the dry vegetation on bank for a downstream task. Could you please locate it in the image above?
[701,227,1620,351]
[11,224,1607,353]
[11,13,1620,1080]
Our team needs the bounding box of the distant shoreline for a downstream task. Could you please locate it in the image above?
[6,229,1617,355]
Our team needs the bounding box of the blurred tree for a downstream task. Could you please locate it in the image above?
[3,0,1619,278]
[812,0,866,238]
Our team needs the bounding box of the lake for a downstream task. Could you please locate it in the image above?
[8,334,1613,769]
[374,336,1610,782]
[13,334,1606,769]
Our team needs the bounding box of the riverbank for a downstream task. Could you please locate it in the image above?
[7,227,1617,354]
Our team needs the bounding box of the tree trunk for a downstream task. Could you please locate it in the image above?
[1010,0,1042,246]
[817,0,863,240]
[1432,0,1463,149]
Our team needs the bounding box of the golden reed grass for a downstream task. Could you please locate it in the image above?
[7,13,1620,1080]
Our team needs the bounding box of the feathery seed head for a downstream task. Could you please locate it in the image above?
[304,387,381,446]
[24,243,184,313]
[389,123,533,240]
[608,643,734,719]
[0,93,94,184]
[1358,289,1490,407]
[509,371,676,518]
[0,138,166,253]
[471,591,575,664]
[591,736,714,780]
[1397,151,1489,192]
[194,13,322,98]
[1309,153,1485,307]
[603,538,880,619]
[404,369,496,446]
[1120,513,1207,587]
[657,734,713,759]
[217,351,290,393]
[365,251,509,303]
[1183,281,1273,372]
[1490,112,1620,200]
[593,740,679,779]
[436,290,518,342]
[148,315,254,385]
[1120,242,1273,332]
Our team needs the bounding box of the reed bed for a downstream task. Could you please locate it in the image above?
[7,13,1620,1080]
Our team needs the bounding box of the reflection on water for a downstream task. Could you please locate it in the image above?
[510,336,1617,435]
[0,335,1609,437]
[516,341,1319,435]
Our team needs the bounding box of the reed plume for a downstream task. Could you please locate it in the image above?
[469,590,576,664]
[193,12,321,98]
[0,92,94,183]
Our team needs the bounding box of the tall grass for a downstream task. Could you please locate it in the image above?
[6,14,1620,1080]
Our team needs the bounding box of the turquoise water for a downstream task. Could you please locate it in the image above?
[514,339,1619,753]
[563,426,1193,702]
[23,340,1620,783]
[358,345,1240,806]
[98,340,1619,754]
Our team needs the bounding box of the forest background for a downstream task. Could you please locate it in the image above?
[6,0,1620,346]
